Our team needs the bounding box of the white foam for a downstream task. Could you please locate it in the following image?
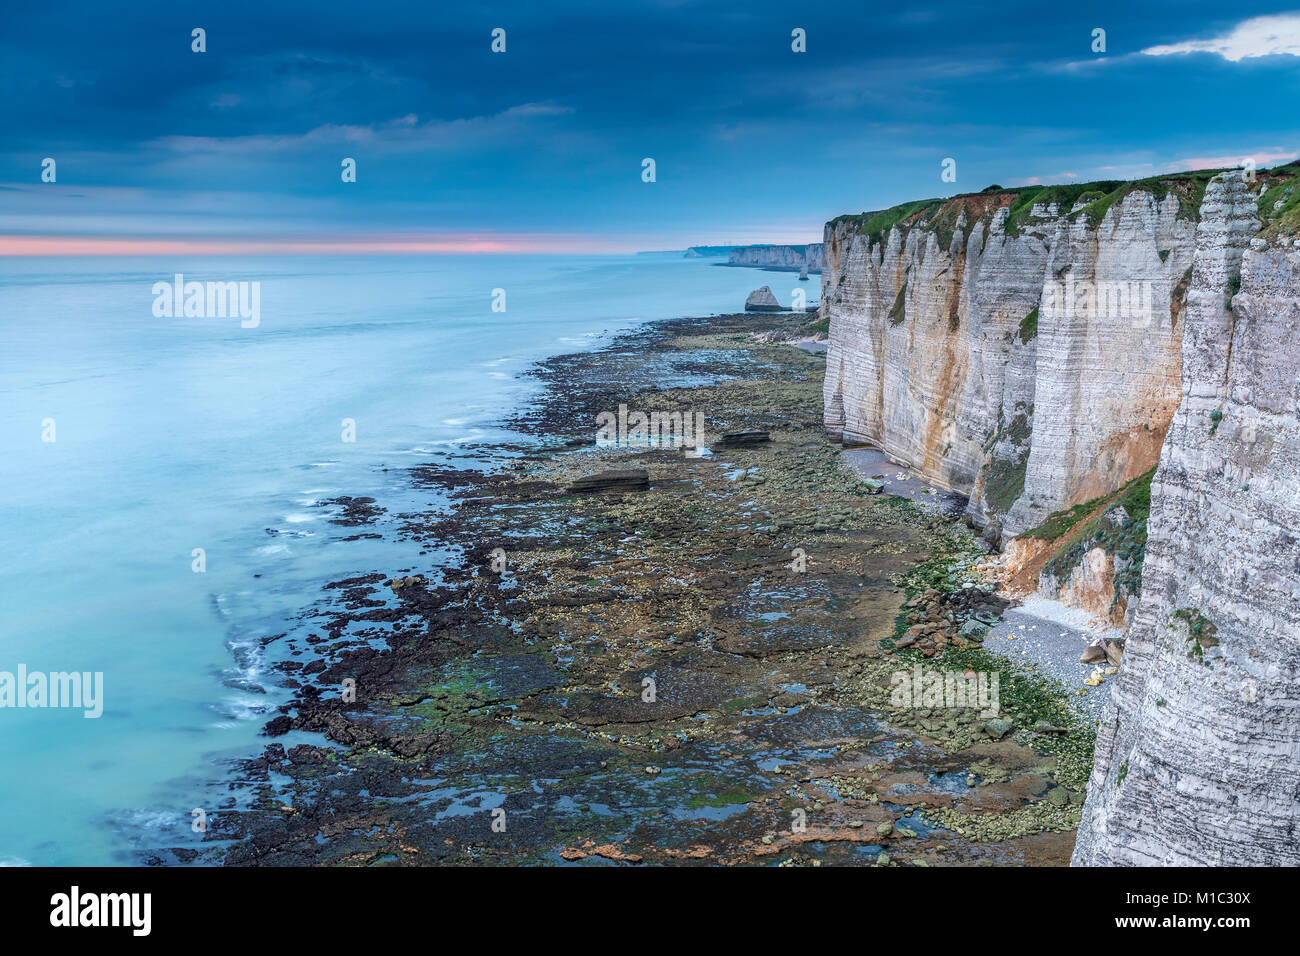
[432,432,486,446]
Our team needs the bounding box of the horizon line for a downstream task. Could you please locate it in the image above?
[0,233,824,257]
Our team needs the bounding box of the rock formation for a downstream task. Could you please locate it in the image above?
[821,183,1199,536]
[745,286,784,312]
[728,243,825,272]
[1072,174,1300,865]
[821,166,1300,864]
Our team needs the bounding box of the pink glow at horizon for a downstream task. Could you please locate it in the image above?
[0,232,653,256]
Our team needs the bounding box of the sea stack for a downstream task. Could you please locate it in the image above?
[744,285,783,312]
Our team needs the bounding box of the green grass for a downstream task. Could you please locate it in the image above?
[1002,172,1220,236]
[1171,607,1219,663]
[1024,467,1153,541]
[1003,182,1122,235]
[839,191,1006,249]
[983,450,1028,514]
[1018,307,1039,344]
[981,411,1032,513]
[929,200,967,253]
[826,163,1253,254]
[1257,163,1300,238]
[830,198,942,247]
[1073,171,1220,229]
[1025,468,1156,601]
[888,281,908,325]
[1225,274,1242,311]
[1025,498,1099,543]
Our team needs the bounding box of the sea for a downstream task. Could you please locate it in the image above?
[0,252,806,865]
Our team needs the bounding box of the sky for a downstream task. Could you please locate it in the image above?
[1,1,1298,254]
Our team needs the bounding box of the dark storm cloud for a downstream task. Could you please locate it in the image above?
[1,1,1296,246]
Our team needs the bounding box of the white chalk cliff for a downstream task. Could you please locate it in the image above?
[1073,174,1300,865]
[821,185,1195,536]
[729,243,825,272]
[821,168,1300,864]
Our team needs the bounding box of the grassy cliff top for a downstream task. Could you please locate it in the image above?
[1257,163,1300,238]
[829,162,1300,246]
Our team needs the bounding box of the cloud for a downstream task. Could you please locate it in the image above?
[1013,170,1078,187]
[147,102,576,155]
[1142,13,1300,61]
[1173,148,1297,170]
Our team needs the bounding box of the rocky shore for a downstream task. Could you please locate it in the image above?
[170,311,1097,867]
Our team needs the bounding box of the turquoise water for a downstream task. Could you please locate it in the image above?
[0,253,778,865]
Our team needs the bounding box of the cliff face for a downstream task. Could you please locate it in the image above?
[728,243,825,271]
[823,166,1300,864]
[1073,175,1300,865]
[821,185,1198,538]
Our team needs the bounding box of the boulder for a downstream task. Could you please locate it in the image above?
[744,286,784,312]
[569,468,650,493]
[263,715,293,737]
[983,717,1014,739]
[714,430,771,449]
[1080,640,1108,663]
[1103,638,1125,667]
[1032,720,1070,734]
